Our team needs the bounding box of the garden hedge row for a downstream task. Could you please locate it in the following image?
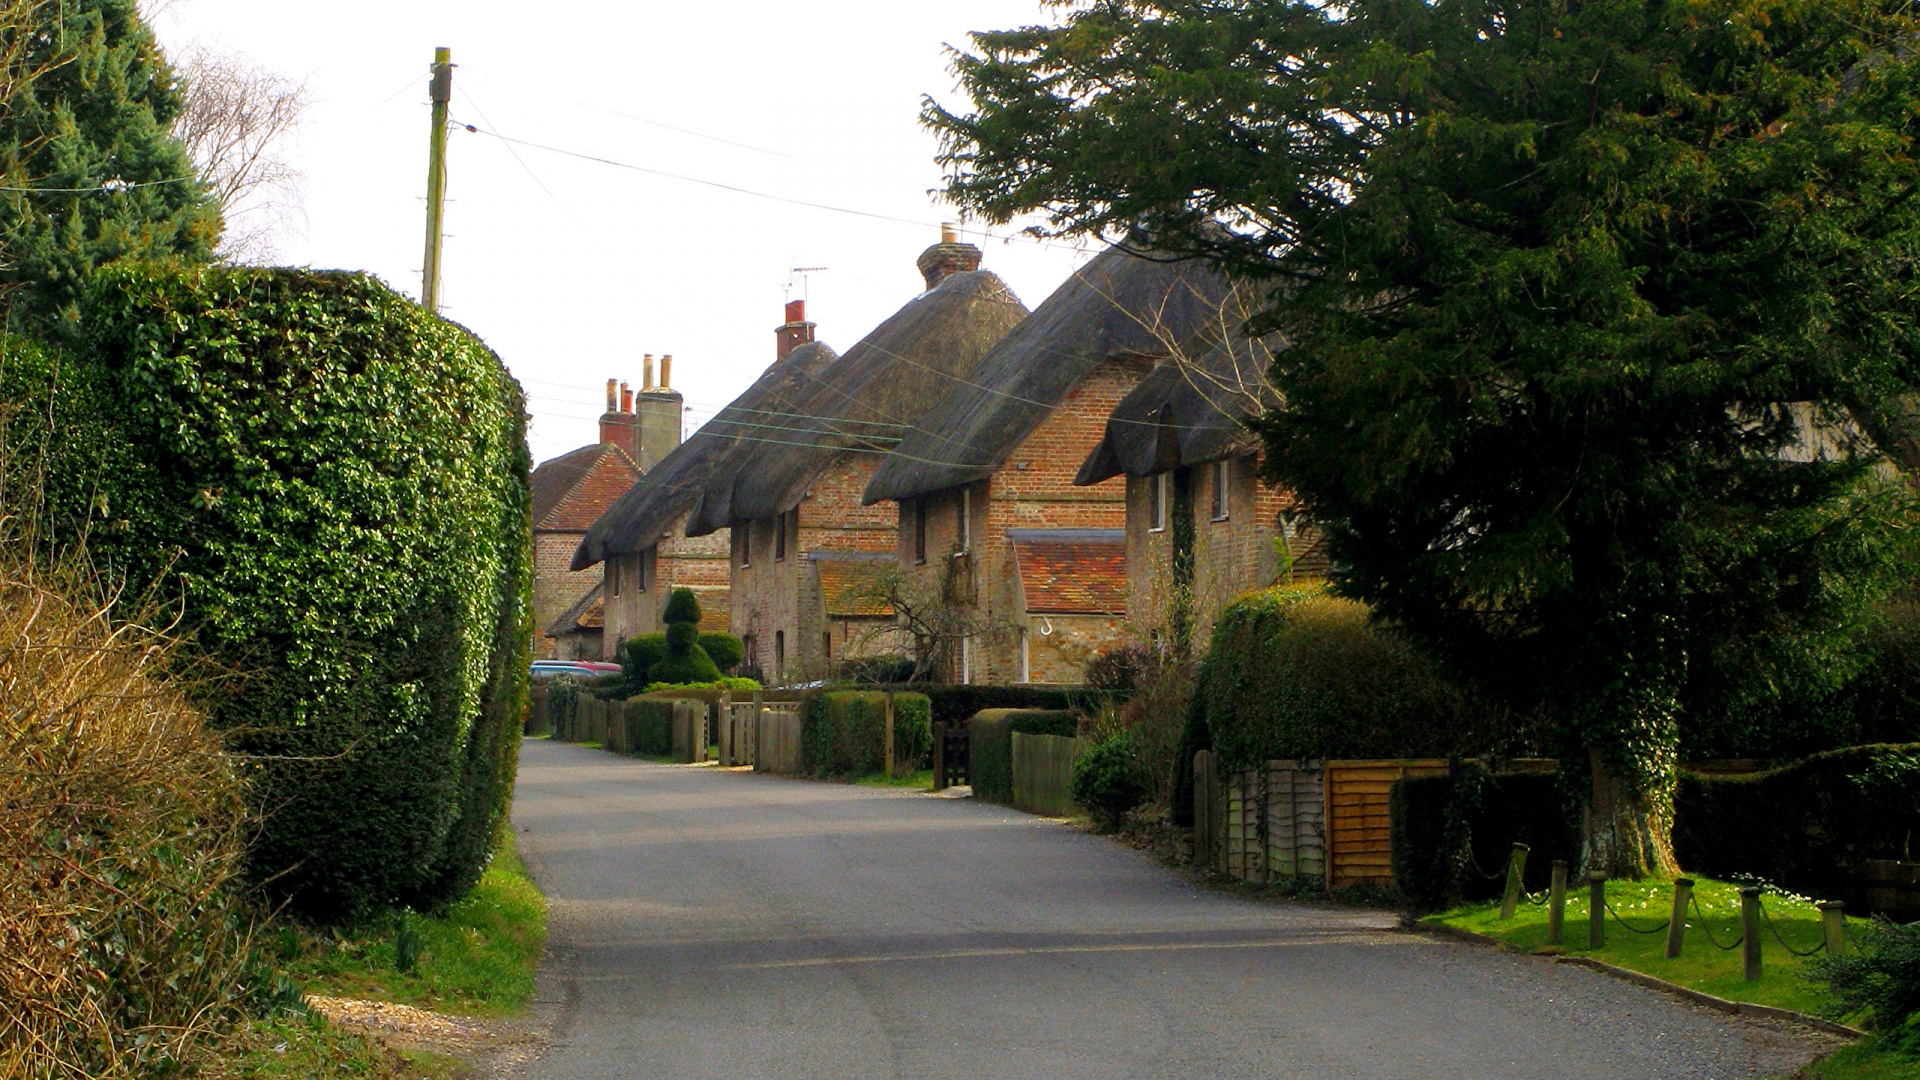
[799,691,932,776]
[968,709,1080,804]
[7,265,531,919]
[1390,766,1576,911]
[862,683,1117,732]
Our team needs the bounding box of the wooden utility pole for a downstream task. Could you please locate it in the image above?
[421,47,453,314]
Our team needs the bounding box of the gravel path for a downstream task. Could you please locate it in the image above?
[510,739,1824,1080]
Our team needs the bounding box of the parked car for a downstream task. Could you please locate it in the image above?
[530,661,600,680]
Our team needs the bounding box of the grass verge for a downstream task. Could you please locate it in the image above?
[1429,876,1861,1016]
[854,768,935,789]
[284,832,547,1015]
[196,1016,464,1080]
[1799,1033,1919,1080]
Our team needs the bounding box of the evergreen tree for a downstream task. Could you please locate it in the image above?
[0,0,219,324]
[930,0,1920,877]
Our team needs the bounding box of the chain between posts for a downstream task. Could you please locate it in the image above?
[1689,893,1746,951]
[1602,897,1671,935]
[1756,895,1828,957]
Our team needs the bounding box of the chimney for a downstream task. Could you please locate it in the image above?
[642,353,655,390]
[599,375,640,460]
[916,223,982,290]
[633,355,684,474]
[660,353,672,389]
[775,298,817,362]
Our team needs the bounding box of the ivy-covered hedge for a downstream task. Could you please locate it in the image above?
[862,684,1117,733]
[9,265,531,920]
[799,691,932,776]
[1390,767,1576,911]
[969,709,1080,804]
[623,699,677,757]
[1674,744,1920,913]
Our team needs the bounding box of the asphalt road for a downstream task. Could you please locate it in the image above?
[511,739,1821,1080]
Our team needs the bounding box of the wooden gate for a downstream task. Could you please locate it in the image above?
[753,702,803,775]
[1325,759,1447,890]
[932,723,971,790]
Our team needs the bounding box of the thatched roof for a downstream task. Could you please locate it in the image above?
[1074,330,1281,485]
[863,246,1236,504]
[548,581,604,638]
[570,340,839,570]
[683,269,1028,536]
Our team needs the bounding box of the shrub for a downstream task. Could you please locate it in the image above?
[1674,744,1920,912]
[839,655,917,685]
[0,546,257,1077]
[798,691,932,776]
[11,266,532,920]
[700,632,745,672]
[644,676,761,695]
[1085,644,1160,692]
[1114,657,1196,805]
[1807,918,1920,1041]
[650,589,721,684]
[624,700,676,756]
[1071,730,1152,825]
[662,588,702,624]
[861,684,1116,732]
[1390,766,1576,911]
[622,633,668,685]
[970,709,1080,804]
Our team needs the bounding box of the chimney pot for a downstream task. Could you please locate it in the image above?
[941,221,958,245]
[785,299,806,325]
[775,298,816,362]
[620,383,633,413]
[642,354,655,391]
[605,378,618,413]
[660,354,672,389]
[916,231,983,291]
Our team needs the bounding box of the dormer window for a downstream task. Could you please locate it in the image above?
[775,510,788,562]
[914,499,928,564]
[956,488,971,553]
[1148,472,1168,532]
[1210,459,1230,522]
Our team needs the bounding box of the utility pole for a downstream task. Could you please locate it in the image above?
[421,47,453,314]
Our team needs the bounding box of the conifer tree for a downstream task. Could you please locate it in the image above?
[0,0,218,324]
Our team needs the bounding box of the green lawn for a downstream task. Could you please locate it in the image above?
[854,768,935,789]
[1801,1035,1920,1080]
[199,1016,461,1080]
[1430,876,1859,1016]
[285,833,548,1016]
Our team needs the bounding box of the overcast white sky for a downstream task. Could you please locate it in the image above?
[145,1,1095,465]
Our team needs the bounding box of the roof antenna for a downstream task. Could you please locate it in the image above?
[786,266,829,305]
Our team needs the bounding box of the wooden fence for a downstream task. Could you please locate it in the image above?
[1325,760,1447,889]
[753,702,803,775]
[1010,732,1088,816]
[1194,754,1443,890]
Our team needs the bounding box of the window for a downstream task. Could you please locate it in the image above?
[913,499,928,564]
[774,631,786,684]
[608,558,620,598]
[638,549,650,593]
[956,488,971,553]
[1148,472,1168,532]
[1210,459,1230,521]
[823,631,832,661]
[775,511,787,562]
[740,521,752,568]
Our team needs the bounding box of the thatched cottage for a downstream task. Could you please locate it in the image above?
[1074,330,1329,653]
[530,370,682,658]
[572,303,838,658]
[682,231,1030,685]
[862,246,1235,684]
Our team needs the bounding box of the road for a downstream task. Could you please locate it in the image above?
[511,738,1822,1080]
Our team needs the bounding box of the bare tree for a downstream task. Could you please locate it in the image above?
[169,45,307,262]
[840,553,1015,683]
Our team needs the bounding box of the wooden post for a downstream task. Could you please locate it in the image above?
[1548,860,1567,945]
[421,48,452,313]
[1666,878,1693,959]
[1588,873,1607,950]
[751,690,764,771]
[1193,750,1214,867]
[1817,901,1846,956]
[1499,843,1530,920]
[1740,887,1763,981]
[718,690,733,766]
[931,721,948,791]
[884,691,896,779]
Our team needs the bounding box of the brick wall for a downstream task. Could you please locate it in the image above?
[601,521,732,660]
[533,530,597,659]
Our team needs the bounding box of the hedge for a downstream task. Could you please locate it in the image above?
[1673,744,1920,912]
[969,709,1079,804]
[1390,766,1576,911]
[8,265,531,920]
[862,684,1118,733]
[798,691,931,776]
[624,699,676,757]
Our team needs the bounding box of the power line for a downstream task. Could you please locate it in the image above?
[606,108,824,166]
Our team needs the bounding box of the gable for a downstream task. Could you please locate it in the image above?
[533,443,642,531]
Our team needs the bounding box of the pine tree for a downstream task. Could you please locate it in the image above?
[0,0,219,324]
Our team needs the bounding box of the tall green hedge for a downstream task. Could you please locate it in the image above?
[8,265,530,920]
[969,709,1079,804]
[799,691,931,776]
[1391,767,1577,911]
[861,684,1117,732]
[1674,745,1920,913]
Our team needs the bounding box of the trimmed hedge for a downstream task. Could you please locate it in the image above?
[1391,766,1576,911]
[969,709,1080,804]
[1674,744,1920,912]
[624,699,676,757]
[9,266,531,920]
[863,684,1118,733]
[799,691,931,776]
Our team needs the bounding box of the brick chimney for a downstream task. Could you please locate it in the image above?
[599,378,640,461]
[635,354,683,473]
[916,222,982,291]
[776,299,816,362]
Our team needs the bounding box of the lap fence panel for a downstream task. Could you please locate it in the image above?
[1011,732,1087,817]
[1326,760,1447,890]
[1224,768,1265,882]
[1264,760,1326,883]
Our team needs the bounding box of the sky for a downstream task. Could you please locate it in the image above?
[144,1,1097,465]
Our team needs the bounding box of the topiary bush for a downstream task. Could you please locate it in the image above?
[13,265,531,920]
[621,633,668,686]
[970,709,1080,804]
[798,691,932,776]
[700,632,745,673]
[650,589,721,685]
[1071,729,1152,825]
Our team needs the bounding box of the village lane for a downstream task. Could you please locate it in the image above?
[510,738,1819,1080]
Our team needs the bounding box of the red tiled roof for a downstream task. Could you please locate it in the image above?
[814,552,894,617]
[531,442,641,532]
[1010,529,1126,615]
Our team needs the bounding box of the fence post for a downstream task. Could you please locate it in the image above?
[1500,843,1530,920]
[717,690,733,765]
[1588,873,1607,950]
[1666,878,1693,959]
[1817,901,1846,956]
[1741,887,1763,981]
[752,690,765,771]
[884,691,896,779]
[1193,750,1214,867]
[932,722,948,791]
[1548,861,1567,945]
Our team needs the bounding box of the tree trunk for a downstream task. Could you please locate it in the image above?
[1580,749,1680,880]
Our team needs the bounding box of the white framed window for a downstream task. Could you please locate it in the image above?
[609,558,620,598]
[913,499,928,564]
[1210,459,1230,521]
[1148,472,1168,532]
[775,511,787,562]
[740,522,752,568]
[956,487,971,553]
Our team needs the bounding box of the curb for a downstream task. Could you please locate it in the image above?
[1412,920,1865,1041]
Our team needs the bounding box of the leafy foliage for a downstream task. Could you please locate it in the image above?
[0,0,219,323]
[931,0,1920,874]
[1808,918,1920,1038]
[650,588,719,684]
[1392,767,1577,912]
[9,264,530,920]
[969,708,1080,804]
[1084,644,1159,693]
[699,631,745,672]
[1070,729,1152,825]
[798,691,932,776]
